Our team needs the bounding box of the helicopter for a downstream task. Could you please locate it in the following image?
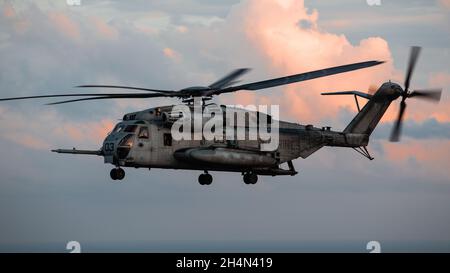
[0,47,442,185]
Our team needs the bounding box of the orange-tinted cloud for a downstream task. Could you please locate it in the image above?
[430,72,450,87]
[3,134,51,150]
[2,3,30,33]
[438,0,450,9]
[14,19,30,33]
[53,119,115,144]
[163,47,181,62]
[48,11,80,41]
[228,0,422,126]
[3,2,15,18]
[383,139,450,178]
[176,25,188,33]
[0,106,114,150]
[90,16,118,39]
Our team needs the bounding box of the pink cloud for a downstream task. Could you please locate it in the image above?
[48,11,80,41]
[438,0,450,9]
[90,16,118,39]
[0,106,114,151]
[163,47,181,62]
[383,139,450,178]
[3,2,15,18]
[430,72,450,87]
[176,25,188,33]
[3,134,50,150]
[227,0,397,124]
[53,119,115,144]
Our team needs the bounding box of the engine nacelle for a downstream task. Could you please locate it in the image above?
[162,111,184,124]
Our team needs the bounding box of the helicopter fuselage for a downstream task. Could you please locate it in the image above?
[99,104,368,177]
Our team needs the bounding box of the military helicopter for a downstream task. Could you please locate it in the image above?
[0,47,442,185]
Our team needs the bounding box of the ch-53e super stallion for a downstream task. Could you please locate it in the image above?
[0,47,442,185]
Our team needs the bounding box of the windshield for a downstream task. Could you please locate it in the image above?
[119,134,134,147]
[124,125,138,133]
[113,124,125,133]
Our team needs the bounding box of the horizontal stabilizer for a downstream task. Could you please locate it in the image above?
[52,148,103,156]
[321,91,372,99]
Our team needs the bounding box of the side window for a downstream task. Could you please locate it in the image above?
[138,126,149,139]
[163,133,172,146]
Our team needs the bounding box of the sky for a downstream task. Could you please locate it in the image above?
[0,0,449,252]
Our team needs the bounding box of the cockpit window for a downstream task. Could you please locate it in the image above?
[124,125,138,133]
[113,124,125,133]
[138,126,149,139]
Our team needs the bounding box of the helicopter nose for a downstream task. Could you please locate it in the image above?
[116,134,134,160]
[102,139,116,156]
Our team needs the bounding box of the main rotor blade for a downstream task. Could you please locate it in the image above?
[408,89,442,102]
[46,93,170,105]
[390,101,407,142]
[404,46,421,92]
[0,93,170,102]
[76,85,175,93]
[209,68,251,89]
[214,60,384,95]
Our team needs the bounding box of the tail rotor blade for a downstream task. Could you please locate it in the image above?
[408,89,442,102]
[404,46,421,92]
[390,101,407,142]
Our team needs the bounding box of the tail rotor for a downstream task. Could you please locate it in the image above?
[389,46,442,142]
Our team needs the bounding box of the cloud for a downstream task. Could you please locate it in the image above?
[163,47,181,62]
[382,139,450,178]
[2,2,15,18]
[0,106,114,150]
[439,0,450,9]
[0,0,446,148]
[224,0,397,123]
[53,118,115,144]
[89,16,118,40]
[2,134,50,150]
[0,0,449,250]
[430,72,450,87]
[373,118,450,140]
[47,11,80,41]
[176,25,188,33]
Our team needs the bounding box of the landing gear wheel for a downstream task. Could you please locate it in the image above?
[110,168,125,180]
[243,173,250,184]
[249,173,258,184]
[110,168,118,180]
[243,172,258,184]
[198,173,213,185]
[116,168,125,180]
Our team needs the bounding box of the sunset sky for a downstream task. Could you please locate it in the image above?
[0,0,449,252]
